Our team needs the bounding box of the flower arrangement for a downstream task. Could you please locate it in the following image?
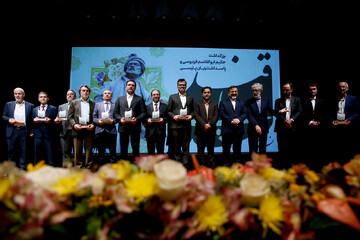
[1,154,360,240]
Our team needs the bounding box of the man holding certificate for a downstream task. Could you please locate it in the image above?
[93,89,117,165]
[143,89,168,155]
[68,85,95,168]
[114,80,146,161]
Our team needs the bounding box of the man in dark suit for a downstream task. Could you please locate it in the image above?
[329,82,360,164]
[194,86,218,168]
[143,89,168,155]
[114,80,146,160]
[274,82,302,168]
[55,89,76,166]
[167,79,194,167]
[93,89,117,165]
[68,85,95,168]
[31,91,57,166]
[219,85,247,166]
[246,83,276,154]
[300,83,327,170]
[3,87,34,169]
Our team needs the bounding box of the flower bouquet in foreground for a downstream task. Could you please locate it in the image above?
[1,154,360,240]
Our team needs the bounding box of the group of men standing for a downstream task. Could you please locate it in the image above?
[3,80,360,171]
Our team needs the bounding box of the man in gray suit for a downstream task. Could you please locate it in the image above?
[55,89,76,166]
[68,85,95,168]
[167,79,194,167]
[194,86,218,168]
[114,80,146,161]
[93,89,117,165]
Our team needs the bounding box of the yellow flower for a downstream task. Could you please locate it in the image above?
[112,161,132,181]
[88,195,113,208]
[214,166,240,182]
[52,172,84,195]
[27,160,49,172]
[0,178,11,200]
[304,170,319,185]
[194,195,228,233]
[260,167,286,181]
[251,195,284,238]
[125,172,158,203]
[289,183,302,193]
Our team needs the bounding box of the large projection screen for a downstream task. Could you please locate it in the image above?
[70,47,280,153]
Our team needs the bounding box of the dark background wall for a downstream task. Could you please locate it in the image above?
[2,0,359,161]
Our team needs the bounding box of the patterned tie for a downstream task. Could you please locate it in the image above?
[105,102,109,112]
[155,103,158,111]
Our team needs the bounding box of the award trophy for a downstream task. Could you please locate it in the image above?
[151,111,161,123]
[56,110,68,122]
[37,109,47,122]
[124,109,133,122]
[79,116,90,128]
[336,112,347,125]
[101,111,112,124]
[179,108,188,120]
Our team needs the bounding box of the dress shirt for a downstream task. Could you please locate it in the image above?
[204,100,209,119]
[285,97,291,120]
[310,96,316,111]
[179,92,186,108]
[14,101,26,124]
[127,93,134,109]
[256,97,261,114]
[230,98,236,110]
[80,98,90,120]
[104,101,110,112]
[337,97,346,120]
[153,101,159,112]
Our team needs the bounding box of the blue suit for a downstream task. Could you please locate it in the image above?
[2,101,34,169]
[32,105,57,165]
[93,101,117,164]
[246,97,275,153]
[219,98,247,165]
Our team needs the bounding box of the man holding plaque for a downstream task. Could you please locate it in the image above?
[143,89,168,155]
[167,79,194,167]
[93,89,117,165]
[3,87,34,170]
[55,89,76,165]
[329,82,360,164]
[68,85,95,168]
[114,80,146,161]
[31,91,57,166]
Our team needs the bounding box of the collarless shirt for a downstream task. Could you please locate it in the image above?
[14,101,26,124]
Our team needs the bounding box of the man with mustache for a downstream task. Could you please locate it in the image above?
[219,85,247,166]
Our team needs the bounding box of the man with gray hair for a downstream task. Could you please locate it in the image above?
[3,88,34,169]
[245,83,276,154]
[94,53,151,105]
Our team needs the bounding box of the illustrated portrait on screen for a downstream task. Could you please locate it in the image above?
[93,53,152,104]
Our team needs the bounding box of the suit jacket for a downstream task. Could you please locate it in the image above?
[143,102,168,138]
[194,100,218,136]
[31,105,57,138]
[68,98,96,137]
[3,101,34,137]
[329,95,360,123]
[274,95,302,132]
[301,96,327,129]
[218,98,247,134]
[93,101,117,135]
[246,97,275,134]
[57,102,71,137]
[114,94,146,133]
[167,93,194,129]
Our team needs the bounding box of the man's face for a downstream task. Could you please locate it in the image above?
[228,87,238,100]
[103,90,112,101]
[125,60,142,78]
[337,82,348,95]
[14,89,25,103]
[282,84,292,98]
[80,87,90,100]
[66,91,76,102]
[177,81,187,94]
[126,81,136,95]
[151,90,160,103]
[308,86,318,98]
[202,88,211,101]
[252,87,262,99]
[38,93,49,105]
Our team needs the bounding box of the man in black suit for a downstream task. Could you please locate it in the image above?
[31,91,57,166]
[114,80,146,160]
[300,83,327,170]
[3,87,34,169]
[194,86,218,168]
[274,82,302,168]
[167,79,194,167]
[246,83,276,154]
[143,89,168,155]
[219,86,247,166]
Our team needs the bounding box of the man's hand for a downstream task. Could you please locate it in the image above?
[231,118,240,126]
[255,125,262,135]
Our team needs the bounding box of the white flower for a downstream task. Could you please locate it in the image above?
[25,167,69,190]
[153,160,187,201]
[240,173,270,205]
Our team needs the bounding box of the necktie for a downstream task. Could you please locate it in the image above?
[42,105,45,111]
[155,103,158,111]
[105,102,109,112]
